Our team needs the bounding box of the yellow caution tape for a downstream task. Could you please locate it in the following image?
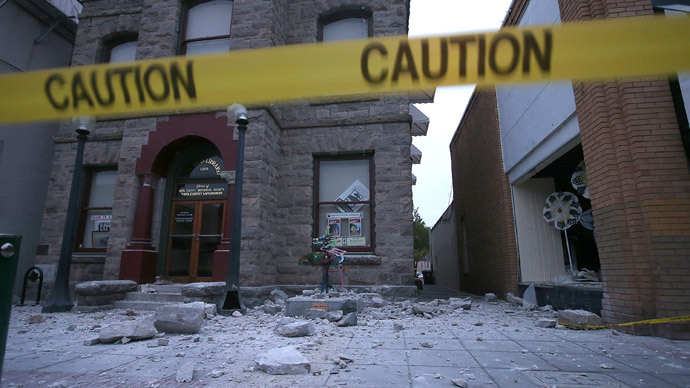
[558,315,690,330]
[0,16,688,124]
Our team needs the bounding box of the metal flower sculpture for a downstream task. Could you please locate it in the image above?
[543,191,582,274]
[570,161,590,199]
[543,192,582,230]
[298,229,347,293]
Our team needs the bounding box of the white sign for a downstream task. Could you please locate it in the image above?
[90,215,112,220]
[326,212,362,219]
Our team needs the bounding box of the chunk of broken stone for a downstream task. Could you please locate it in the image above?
[506,292,525,307]
[536,318,557,328]
[98,319,157,343]
[275,321,316,337]
[262,300,283,315]
[484,293,497,302]
[27,315,46,324]
[558,309,604,327]
[325,310,343,322]
[232,310,243,317]
[83,338,100,346]
[370,297,384,308]
[204,303,217,318]
[176,361,195,382]
[393,323,404,331]
[412,304,435,315]
[305,308,327,320]
[270,289,289,302]
[337,312,357,327]
[154,302,205,334]
[255,346,310,375]
[181,282,225,297]
[340,299,358,315]
[452,378,469,388]
[371,311,387,320]
[448,297,472,310]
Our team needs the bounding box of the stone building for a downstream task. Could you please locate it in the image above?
[35,0,427,290]
[449,0,690,338]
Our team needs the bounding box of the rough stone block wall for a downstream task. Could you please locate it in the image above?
[274,120,414,286]
[450,90,519,297]
[558,0,690,339]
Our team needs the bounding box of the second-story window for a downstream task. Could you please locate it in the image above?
[105,36,137,63]
[319,10,372,42]
[182,0,233,55]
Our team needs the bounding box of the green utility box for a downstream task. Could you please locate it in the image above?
[0,234,21,380]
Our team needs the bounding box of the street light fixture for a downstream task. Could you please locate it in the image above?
[219,104,248,315]
[42,116,94,313]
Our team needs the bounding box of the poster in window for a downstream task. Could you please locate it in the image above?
[95,220,111,232]
[328,218,341,237]
[92,231,109,248]
[349,218,361,237]
[335,179,369,213]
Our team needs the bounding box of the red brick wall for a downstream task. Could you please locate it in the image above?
[450,89,519,297]
[558,0,690,338]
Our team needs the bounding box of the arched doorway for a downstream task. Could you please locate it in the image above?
[159,143,227,283]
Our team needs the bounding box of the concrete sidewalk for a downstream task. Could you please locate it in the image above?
[2,297,689,387]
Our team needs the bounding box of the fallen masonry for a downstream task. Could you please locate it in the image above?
[3,287,689,387]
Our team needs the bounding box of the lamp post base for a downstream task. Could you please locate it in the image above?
[218,290,246,315]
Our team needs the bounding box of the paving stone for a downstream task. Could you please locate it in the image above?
[255,346,310,375]
[154,302,205,334]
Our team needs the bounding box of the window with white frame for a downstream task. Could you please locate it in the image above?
[77,169,117,251]
[181,0,233,55]
[319,9,371,42]
[315,156,374,251]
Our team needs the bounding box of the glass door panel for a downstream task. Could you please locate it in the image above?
[196,203,224,278]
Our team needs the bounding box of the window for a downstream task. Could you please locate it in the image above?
[104,36,138,63]
[181,0,233,55]
[315,156,374,252]
[319,9,372,42]
[77,169,117,251]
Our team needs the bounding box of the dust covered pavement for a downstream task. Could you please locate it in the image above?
[2,293,690,388]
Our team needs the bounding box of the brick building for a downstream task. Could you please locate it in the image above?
[450,0,690,339]
[34,0,427,292]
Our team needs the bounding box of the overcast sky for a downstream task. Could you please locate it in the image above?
[408,0,512,225]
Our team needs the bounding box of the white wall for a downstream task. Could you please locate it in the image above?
[513,178,565,282]
[496,0,580,184]
[429,203,460,290]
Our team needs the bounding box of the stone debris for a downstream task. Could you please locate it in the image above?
[255,346,310,375]
[302,290,315,296]
[505,292,525,307]
[98,319,157,343]
[275,321,316,337]
[209,369,224,378]
[83,338,100,346]
[324,310,344,322]
[448,297,472,310]
[175,361,195,383]
[27,314,45,324]
[371,311,387,320]
[269,289,289,303]
[451,378,469,387]
[420,342,433,348]
[203,303,217,318]
[304,308,327,320]
[393,323,404,331]
[154,302,205,334]
[67,324,76,331]
[600,363,615,369]
[536,318,557,328]
[558,309,604,327]
[484,293,497,302]
[261,299,283,315]
[340,299,358,315]
[412,304,435,316]
[181,282,225,297]
[232,311,243,317]
[337,312,358,327]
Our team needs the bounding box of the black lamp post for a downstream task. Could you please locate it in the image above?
[43,116,93,313]
[220,104,248,315]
